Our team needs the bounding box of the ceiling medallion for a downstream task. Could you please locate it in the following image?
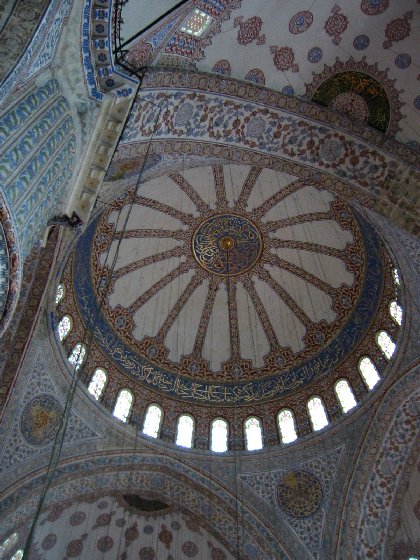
[192,213,263,276]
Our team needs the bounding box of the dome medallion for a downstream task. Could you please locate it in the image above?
[192,213,263,276]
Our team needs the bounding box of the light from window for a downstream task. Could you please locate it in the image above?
[244,417,263,451]
[10,550,23,560]
[376,330,396,360]
[389,301,402,326]
[307,397,329,431]
[335,380,357,413]
[392,268,400,287]
[278,409,298,443]
[68,343,86,371]
[88,368,107,400]
[55,283,65,305]
[176,415,194,448]
[0,532,18,558]
[211,418,228,452]
[58,315,72,341]
[143,405,162,438]
[181,8,212,37]
[113,389,133,422]
[359,357,380,390]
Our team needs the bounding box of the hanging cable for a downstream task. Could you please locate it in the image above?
[22,80,163,558]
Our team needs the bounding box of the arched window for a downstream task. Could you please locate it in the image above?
[392,268,400,287]
[175,415,194,448]
[307,397,329,431]
[389,301,402,326]
[244,417,263,451]
[143,404,162,438]
[68,343,86,371]
[358,357,380,390]
[277,409,298,444]
[376,330,396,360]
[58,315,72,341]
[335,380,357,413]
[113,389,133,422]
[211,418,228,452]
[55,283,65,305]
[88,368,107,400]
[0,532,18,557]
[10,551,23,560]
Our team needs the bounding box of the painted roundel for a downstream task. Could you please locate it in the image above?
[192,214,263,276]
[361,0,389,16]
[62,164,389,409]
[308,47,323,64]
[21,395,63,446]
[289,11,313,34]
[276,470,323,518]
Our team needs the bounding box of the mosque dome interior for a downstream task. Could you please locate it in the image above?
[0,1,419,559]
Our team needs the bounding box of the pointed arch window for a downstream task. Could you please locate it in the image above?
[58,315,72,341]
[55,283,65,305]
[211,418,228,452]
[358,357,380,390]
[376,330,396,360]
[175,414,194,448]
[143,404,162,438]
[88,368,107,400]
[335,380,357,413]
[68,343,86,371]
[244,417,263,451]
[389,301,402,326]
[113,389,133,422]
[278,409,298,443]
[392,268,400,287]
[307,397,329,431]
[0,532,18,558]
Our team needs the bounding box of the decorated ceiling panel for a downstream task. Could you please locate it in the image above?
[121,0,420,149]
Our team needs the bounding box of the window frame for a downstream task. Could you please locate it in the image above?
[244,416,264,451]
[307,396,329,432]
[210,417,229,453]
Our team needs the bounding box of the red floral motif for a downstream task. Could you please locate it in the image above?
[383,11,413,49]
[234,16,265,45]
[270,46,299,72]
[126,43,153,67]
[158,524,173,549]
[324,5,349,45]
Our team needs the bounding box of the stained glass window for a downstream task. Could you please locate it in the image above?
[10,550,23,560]
[113,389,133,422]
[55,283,65,305]
[0,532,18,558]
[244,417,263,451]
[376,330,396,360]
[389,301,402,326]
[143,404,162,438]
[307,397,329,431]
[88,368,107,400]
[58,315,72,341]
[392,268,400,287]
[359,357,380,390]
[335,380,357,413]
[278,409,298,443]
[211,418,228,452]
[68,343,86,371]
[176,415,194,448]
